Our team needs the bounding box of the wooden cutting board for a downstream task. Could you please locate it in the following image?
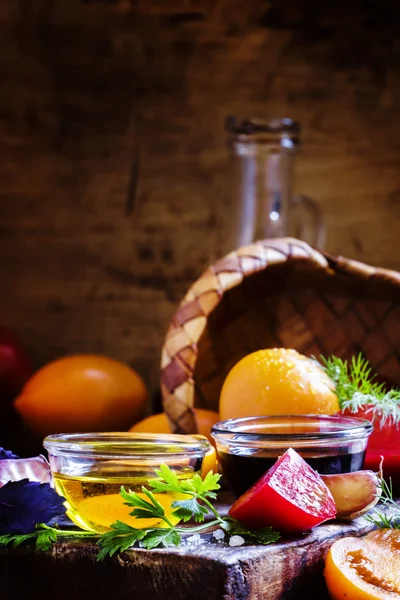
[0,494,380,600]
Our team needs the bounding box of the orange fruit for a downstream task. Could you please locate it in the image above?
[129,408,220,446]
[14,354,148,436]
[324,529,400,599]
[201,445,217,477]
[219,348,339,420]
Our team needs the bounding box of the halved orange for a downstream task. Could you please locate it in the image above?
[324,529,400,600]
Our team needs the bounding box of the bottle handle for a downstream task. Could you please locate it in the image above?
[291,194,326,249]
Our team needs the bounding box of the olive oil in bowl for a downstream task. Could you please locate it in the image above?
[53,466,191,533]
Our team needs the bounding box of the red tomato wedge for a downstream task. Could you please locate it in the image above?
[228,448,337,533]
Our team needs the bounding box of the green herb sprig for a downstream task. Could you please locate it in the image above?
[0,465,280,559]
[364,477,400,530]
[97,465,280,559]
[0,523,97,552]
[321,354,400,426]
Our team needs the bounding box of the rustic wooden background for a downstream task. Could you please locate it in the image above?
[0,0,399,399]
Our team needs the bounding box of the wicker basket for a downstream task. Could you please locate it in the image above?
[160,238,400,434]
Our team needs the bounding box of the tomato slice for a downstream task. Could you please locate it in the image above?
[228,448,336,533]
[324,529,400,600]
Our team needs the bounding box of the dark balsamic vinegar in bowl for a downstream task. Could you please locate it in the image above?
[211,415,373,498]
[218,447,366,497]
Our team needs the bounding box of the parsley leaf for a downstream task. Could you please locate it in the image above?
[0,532,36,548]
[172,497,209,523]
[148,465,221,498]
[140,528,181,550]
[96,521,182,558]
[0,523,96,552]
[96,521,149,560]
[120,487,166,521]
[245,528,281,545]
[222,519,281,545]
[188,471,221,498]
[36,526,59,551]
[150,464,181,492]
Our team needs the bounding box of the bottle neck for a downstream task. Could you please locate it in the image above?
[229,131,299,157]
[226,120,299,245]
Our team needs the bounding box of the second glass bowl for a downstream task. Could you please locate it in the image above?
[211,414,373,497]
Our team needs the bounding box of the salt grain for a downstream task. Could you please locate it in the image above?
[213,529,225,541]
[229,535,245,547]
[186,534,202,545]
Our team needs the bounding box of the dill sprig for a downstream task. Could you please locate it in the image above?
[321,354,400,426]
[364,477,400,529]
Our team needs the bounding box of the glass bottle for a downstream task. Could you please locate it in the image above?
[221,116,325,255]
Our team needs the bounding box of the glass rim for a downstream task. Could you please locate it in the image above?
[211,414,373,444]
[225,115,300,136]
[43,432,210,458]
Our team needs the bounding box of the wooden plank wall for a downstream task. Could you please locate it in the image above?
[0,0,399,398]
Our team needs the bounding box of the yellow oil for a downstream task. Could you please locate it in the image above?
[53,470,191,534]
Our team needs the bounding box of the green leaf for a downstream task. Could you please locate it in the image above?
[149,469,190,495]
[148,480,175,494]
[223,518,280,545]
[128,508,159,520]
[0,524,83,552]
[120,488,155,511]
[141,528,181,550]
[242,527,281,545]
[148,464,221,498]
[120,487,165,519]
[96,521,148,560]
[13,534,37,547]
[140,488,166,517]
[172,498,209,523]
[0,523,57,551]
[0,533,33,548]
[148,464,182,494]
[157,464,180,488]
[105,520,141,535]
[96,519,183,557]
[120,488,151,508]
[36,530,56,552]
[190,471,221,497]
[97,534,139,561]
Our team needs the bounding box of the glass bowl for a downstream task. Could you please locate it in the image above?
[43,432,211,533]
[211,414,373,497]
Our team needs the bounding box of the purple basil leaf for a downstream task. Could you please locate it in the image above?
[0,479,66,534]
[0,448,19,460]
